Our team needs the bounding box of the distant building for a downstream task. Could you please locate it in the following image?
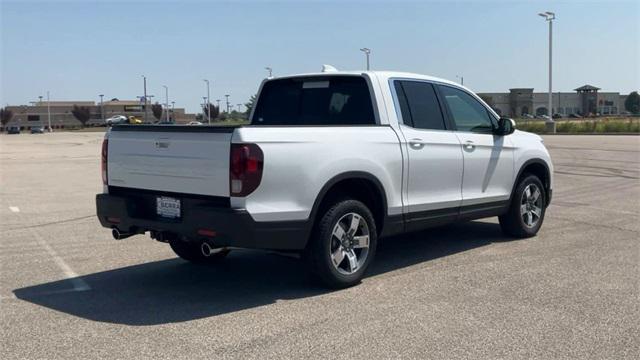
[2,99,196,129]
[478,85,628,117]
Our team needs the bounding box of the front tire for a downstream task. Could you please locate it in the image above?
[169,239,230,263]
[499,174,547,238]
[305,199,377,289]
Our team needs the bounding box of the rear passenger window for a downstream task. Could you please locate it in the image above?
[394,80,446,130]
[252,76,375,126]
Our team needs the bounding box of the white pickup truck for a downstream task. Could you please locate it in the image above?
[96,70,553,288]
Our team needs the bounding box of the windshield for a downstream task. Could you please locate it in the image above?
[251,76,375,126]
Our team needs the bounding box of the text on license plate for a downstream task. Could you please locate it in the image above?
[156,196,181,218]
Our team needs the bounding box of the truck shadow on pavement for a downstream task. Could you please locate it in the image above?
[14,221,507,325]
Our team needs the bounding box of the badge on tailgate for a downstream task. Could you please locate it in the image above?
[155,138,170,149]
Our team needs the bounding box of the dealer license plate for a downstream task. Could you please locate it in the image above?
[156,196,181,219]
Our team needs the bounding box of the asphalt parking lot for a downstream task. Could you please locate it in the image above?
[1,132,638,359]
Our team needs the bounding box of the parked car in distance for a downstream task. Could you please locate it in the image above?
[6,126,20,134]
[127,116,143,124]
[522,114,535,119]
[96,70,554,288]
[106,115,127,126]
[536,114,551,120]
[30,126,45,134]
[568,113,582,118]
[187,121,203,125]
[552,113,563,119]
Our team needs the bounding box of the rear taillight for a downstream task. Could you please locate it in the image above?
[101,138,108,185]
[229,143,263,197]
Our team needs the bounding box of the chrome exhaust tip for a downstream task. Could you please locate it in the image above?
[112,228,134,240]
[201,242,214,257]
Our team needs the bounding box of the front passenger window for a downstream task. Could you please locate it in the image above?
[438,85,494,133]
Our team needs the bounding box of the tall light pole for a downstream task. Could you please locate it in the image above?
[99,94,104,125]
[47,91,51,131]
[539,11,556,132]
[225,94,230,114]
[216,99,221,111]
[237,104,243,113]
[203,79,211,124]
[37,96,43,129]
[142,75,148,123]
[265,67,273,78]
[359,48,371,70]
[162,85,169,122]
[456,75,464,86]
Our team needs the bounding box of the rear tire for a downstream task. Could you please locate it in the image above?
[305,199,377,289]
[499,174,547,238]
[169,239,230,263]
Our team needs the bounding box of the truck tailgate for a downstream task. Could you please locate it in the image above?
[107,126,235,197]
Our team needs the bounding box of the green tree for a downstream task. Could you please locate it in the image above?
[1,108,14,126]
[203,103,219,120]
[244,94,256,116]
[625,91,640,114]
[151,102,164,120]
[71,105,91,127]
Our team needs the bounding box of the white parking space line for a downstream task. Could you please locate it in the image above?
[9,206,20,213]
[28,228,91,292]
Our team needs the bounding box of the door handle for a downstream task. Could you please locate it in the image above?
[463,140,476,151]
[409,138,426,149]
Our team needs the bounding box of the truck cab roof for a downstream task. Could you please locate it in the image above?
[267,70,464,89]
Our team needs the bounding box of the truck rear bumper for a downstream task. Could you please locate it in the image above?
[96,193,310,250]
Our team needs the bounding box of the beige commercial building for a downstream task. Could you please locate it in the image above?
[3,100,196,129]
[478,85,629,118]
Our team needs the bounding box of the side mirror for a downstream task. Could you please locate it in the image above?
[495,117,516,136]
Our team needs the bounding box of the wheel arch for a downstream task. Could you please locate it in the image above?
[308,171,389,237]
[512,159,552,206]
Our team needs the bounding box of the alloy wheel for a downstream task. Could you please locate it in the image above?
[329,212,370,275]
[520,184,543,228]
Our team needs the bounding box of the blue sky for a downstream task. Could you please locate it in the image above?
[1,0,639,112]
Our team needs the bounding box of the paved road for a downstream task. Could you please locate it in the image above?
[1,132,638,359]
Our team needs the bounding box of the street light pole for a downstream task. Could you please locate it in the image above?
[142,75,148,124]
[539,11,556,132]
[225,94,230,114]
[456,75,464,86]
[99,94,104,125]
[47,91,51,131]
[162,85,169,122]
[203,79,211,124]
[359,48,371,70]
[265,67,273,78]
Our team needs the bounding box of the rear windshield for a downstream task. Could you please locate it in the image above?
[251,76,375,126]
